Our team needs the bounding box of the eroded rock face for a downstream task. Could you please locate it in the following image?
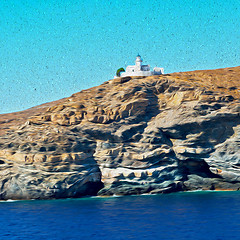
[0,66,239,199]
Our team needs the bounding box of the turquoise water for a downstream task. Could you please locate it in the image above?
[0,0,240,113]
[1,192,240,240]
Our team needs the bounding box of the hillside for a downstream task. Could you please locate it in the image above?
[0,66,239,199]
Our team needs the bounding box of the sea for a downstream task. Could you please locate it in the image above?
[0,191,240,240]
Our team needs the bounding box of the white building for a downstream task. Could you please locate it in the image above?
[118,55,164,78]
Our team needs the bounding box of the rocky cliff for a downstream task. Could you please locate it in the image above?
[0,66,240,199]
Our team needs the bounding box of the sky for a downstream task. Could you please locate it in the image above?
[0,0,240,114]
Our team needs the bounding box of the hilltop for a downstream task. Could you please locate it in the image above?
[0,66,239,199]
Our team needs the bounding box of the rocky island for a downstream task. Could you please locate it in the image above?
[0,66,239,200]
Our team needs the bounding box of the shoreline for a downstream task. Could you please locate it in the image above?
[1,189,240,203]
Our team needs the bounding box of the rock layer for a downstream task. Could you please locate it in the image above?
[0,66,239,199]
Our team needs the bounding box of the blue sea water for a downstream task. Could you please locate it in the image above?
[1,192,240,240]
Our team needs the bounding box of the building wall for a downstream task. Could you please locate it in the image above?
[141,65,150,71]
[153,67,164,75]
[121,70,153,77]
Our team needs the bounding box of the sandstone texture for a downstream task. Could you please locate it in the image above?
[0,66,239,199]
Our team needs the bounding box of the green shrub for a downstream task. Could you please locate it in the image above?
[116,67,125,77]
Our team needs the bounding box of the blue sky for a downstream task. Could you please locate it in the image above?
[1,0,240,113]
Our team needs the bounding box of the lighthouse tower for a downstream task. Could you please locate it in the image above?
[135,54,142,71]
